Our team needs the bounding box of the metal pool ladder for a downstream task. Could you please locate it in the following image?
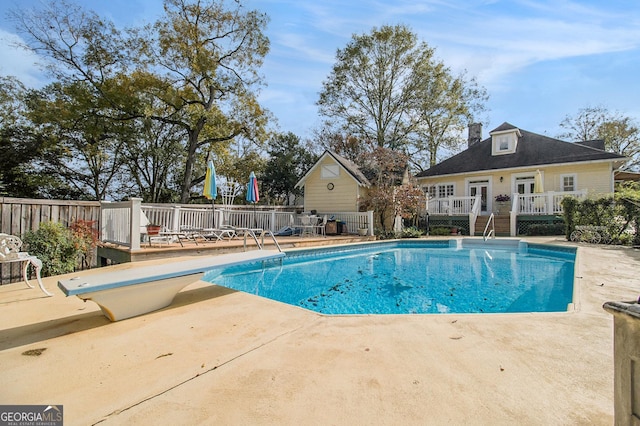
[483,213,495,241]
[243,229,283,252]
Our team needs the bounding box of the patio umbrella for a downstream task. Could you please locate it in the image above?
[246,171,259,227]
[203,160,217,227]
[534,169,544,193]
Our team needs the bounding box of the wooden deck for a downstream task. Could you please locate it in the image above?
[97,234,375,265]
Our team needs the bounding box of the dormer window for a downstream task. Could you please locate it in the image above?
[491,128,521,156]
[498,136,509,151]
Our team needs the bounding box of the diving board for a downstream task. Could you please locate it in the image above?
[58,250,285,321]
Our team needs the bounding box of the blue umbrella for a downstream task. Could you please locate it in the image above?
[246,171,259,227]
[203,161,217,227]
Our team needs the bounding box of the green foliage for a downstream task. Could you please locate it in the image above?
[317,24,487,169]
[429,227,452,236]
[562,185,640,245]
[23,222,83,277]
[11,0,271,202]
[374,229,397,240]
[527,223,565,236]
[400,226,424,238]
[261,133,319,205]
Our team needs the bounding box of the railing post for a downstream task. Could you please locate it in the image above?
[172,205,181,231]
[130,198,142,250]
[547,192,554,215]
[367,210,374,236]
[270,210,276,232]
[510,193,519,237]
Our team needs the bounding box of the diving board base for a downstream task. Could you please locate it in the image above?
[77,273,204,321]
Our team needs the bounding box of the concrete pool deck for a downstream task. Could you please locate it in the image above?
[1,237,638,425]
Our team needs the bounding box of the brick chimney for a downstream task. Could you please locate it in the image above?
[468,123,482,148]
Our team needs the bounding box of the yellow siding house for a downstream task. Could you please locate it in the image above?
[295,151,371,212]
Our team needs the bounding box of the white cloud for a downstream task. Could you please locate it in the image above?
[0,29,47,87]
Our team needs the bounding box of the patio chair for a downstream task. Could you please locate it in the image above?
[300,214,315,237]
[314,215,328,237]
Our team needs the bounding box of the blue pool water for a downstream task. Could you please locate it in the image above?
[202,240,576,315]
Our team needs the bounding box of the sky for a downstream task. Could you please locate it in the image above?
[1,0,639,147]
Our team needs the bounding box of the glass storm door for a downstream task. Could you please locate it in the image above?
[469,182,488,214]
[516,177,535,195]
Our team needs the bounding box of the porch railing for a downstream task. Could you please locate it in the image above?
[427,196,478,216]
[514,190,587,215]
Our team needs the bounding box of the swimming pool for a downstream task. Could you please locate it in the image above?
[202,240,576,315]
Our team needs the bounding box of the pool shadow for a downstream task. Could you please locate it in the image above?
[0,284,237,351]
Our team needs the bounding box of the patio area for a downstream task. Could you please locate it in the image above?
[1,237,638,425]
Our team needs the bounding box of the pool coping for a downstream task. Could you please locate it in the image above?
[1,236,637,424]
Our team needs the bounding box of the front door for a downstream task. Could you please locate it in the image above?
[469,181,488,214]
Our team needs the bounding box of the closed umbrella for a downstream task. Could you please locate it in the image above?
[203,161,217,227]
[534,169,544,193]
[246,171,260,227]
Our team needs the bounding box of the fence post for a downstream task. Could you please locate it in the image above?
[130,198,142,250]
[172,205,181,231]
[367,211,374,236]
[270,211,276,232]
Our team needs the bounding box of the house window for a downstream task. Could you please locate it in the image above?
[426,183,454,198]
[561,174,576,191]
[437,184,454,198]
[499,136,509,151]
[424,186,436,199]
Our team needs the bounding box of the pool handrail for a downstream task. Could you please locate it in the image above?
[483,213,495,241]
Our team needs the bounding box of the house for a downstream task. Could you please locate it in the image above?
[295,150,371,212]
[415,122,627,236]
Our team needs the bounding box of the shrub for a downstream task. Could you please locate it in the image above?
[70,219,99,268]
[401,226,424,238]
[23,221,83,277]
[527,223,565,236]
[429,227,451,236]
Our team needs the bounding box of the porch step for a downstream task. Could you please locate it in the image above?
[474,215,510,236]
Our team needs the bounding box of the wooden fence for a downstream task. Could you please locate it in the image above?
[0,197,101,284]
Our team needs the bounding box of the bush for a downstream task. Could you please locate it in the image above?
[23,221,83,277]
[401,226,424,238]
[527,223,565,236]
[429,227,451,236]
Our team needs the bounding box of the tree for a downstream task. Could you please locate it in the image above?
[11,0,271,202]
[130,0,271,202]
[598,118,639,171]
[261,132,318,205]
[317,24,487,169]
[26,81,132,200]
[0,76,72,198]
[359,147,424,231]
[559,105,640,170]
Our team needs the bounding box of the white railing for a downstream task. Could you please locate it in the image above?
[101,198,141,250]
[427,196,478,215]
[100,200,374,249]
[516,190,587,215]
[483,213,495,241]
[468,195,482,236]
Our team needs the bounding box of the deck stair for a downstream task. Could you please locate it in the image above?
[474,214,510,236]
